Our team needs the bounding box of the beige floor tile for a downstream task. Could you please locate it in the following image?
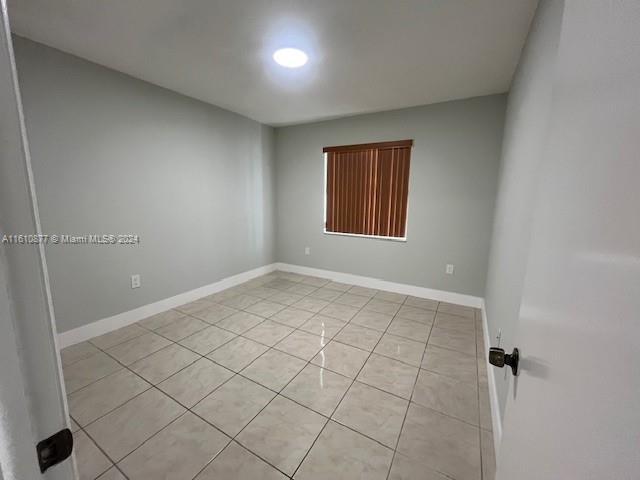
[216,311,264,334]
[388,454,449,480]
[269,291,305,306]
[351,310,393,332]
[397,403,481,480]
[105,332,172,366]
[97,467,127,480]
[69,369,150,426]
[348,286,377,297]
[66,277,493,480]
[207,336,269,372]
[158,358,233,407]
[129,344,200,384]
[245,300,287,318]
[287,283,318,296]
[206,289,239,303]
[264,279,298,291]
[90,324,148,350]
[63,352,123,394]
[190,303,238,324]
[237,396,326,475]
[311,341,370,378]
[387,317,432,343]
[404,296,439,311]
[119,412,229,480]
[281,364,352,416]
[396,306,435,324]
[434,312,476,332]
[271,306,315,327]
[137,309,184,331]
[74,430,112,480]
[422,345,478,383]
[309,288,342,302]
[362,299,401,316]
[319,302,359,321]
[221,293,262,310]
[195,441,287,480]
[333,323,383,351]
[437,302,475,319]
[292,297,330,313]
[243,320,294,346]
[174,298,213,315]
[334,293,369,309]
[275,330,327,361]
[428,327,476,356]
[301,276,330,287]
[374,334,426,367]
[333,382,408,448]
[246,286,281,299]
[481,428,496,480]
[86,388,185,461]
[178,325,237,355]
[295,421,393,480]
[412,369,479,425]
[299,314,346,339]
[155,316,209,341]
[323,281,352,292]
[242,349,306,391]
[193,375,275,436]
[357,354,418,399]
[61,341,100,366]
[373,291,407,304]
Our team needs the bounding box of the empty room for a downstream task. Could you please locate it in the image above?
[1,1,638,479]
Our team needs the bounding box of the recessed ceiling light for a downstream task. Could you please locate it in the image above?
[273,48,308,68]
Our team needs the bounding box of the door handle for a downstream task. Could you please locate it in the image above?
[489,347,519,375]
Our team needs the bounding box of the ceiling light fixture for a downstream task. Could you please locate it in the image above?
[273,48,308,68]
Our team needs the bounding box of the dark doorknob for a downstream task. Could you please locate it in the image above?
[489,347,519,375]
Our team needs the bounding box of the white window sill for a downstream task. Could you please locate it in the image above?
[323,230,407,243]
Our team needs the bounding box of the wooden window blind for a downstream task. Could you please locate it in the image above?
[324,140,412,238]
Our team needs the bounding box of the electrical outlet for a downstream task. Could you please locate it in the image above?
[131,274,141,289]
[304,246,311,255]
[445,264,455,275]
[496,328,502,347]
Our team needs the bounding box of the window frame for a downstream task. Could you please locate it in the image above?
[322,142,411,242]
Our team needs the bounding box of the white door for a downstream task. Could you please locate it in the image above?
[497,1,640,479]
[0,2,77,479]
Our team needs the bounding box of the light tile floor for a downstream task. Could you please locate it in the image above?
[62,271,495,480]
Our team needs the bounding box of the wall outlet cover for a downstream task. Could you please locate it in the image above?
[304,246,311,255]
[131,274,141,289]
[446,264,455,275]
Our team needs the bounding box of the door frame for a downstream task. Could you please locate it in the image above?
[0,1,77,478]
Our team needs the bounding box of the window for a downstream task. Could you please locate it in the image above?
[324,140,412,240]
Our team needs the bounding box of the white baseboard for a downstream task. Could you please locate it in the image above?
[57,263,278,348]
[480,300,502,457]
[275,262,483,308]
[58,261,483,349]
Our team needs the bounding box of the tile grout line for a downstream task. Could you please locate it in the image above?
[113,275,350,479]
[289,289,424,478]
[182,275,359,479]
[222,281,378,478]
[65,271,479,479]
[384,302,435,480]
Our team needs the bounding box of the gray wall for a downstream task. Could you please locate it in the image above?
[275,96,506,297]
[484,0,564,418]
[14,37,276,333]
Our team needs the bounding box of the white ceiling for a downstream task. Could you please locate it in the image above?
[8,0,538,126]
